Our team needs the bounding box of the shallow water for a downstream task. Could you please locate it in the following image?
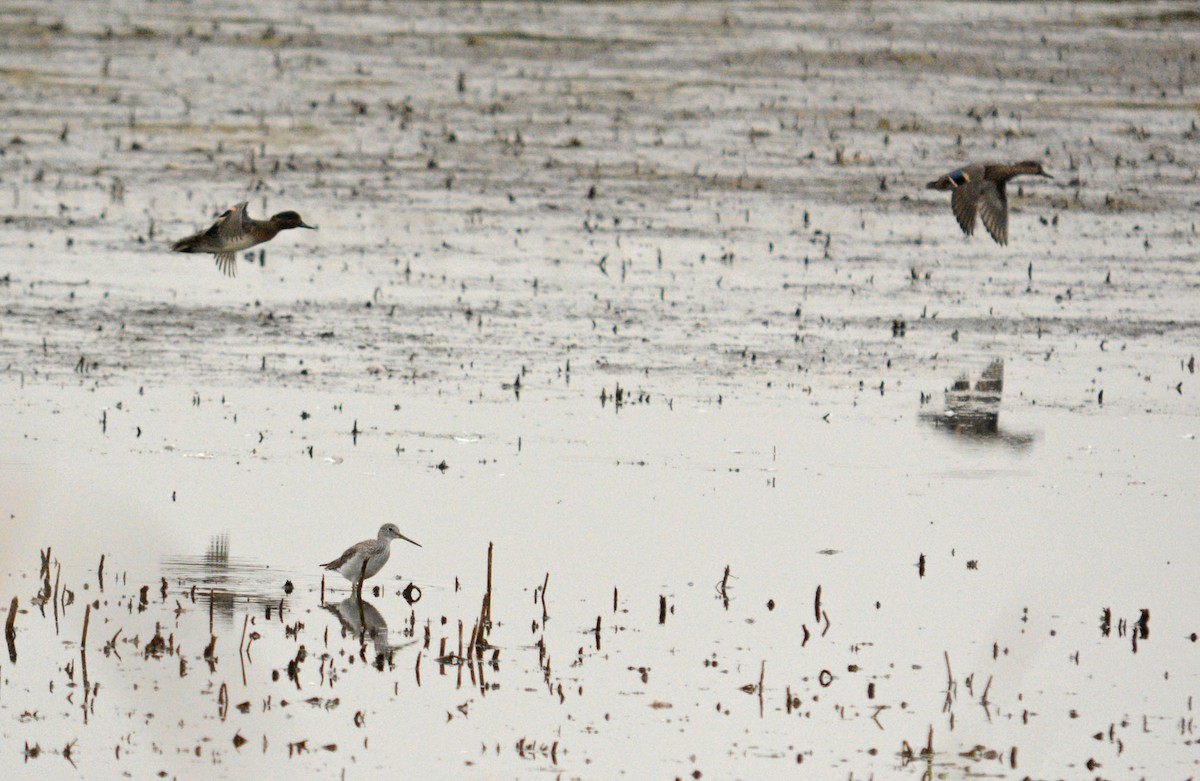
[3,0,1200,778]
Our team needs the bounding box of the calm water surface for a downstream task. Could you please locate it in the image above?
[3,0,1200,777]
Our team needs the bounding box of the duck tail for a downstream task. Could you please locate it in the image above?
[171,235,199,253]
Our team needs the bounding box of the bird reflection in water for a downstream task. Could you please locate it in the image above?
[324,596,406,670]
[919,359,1036,449]
[161,534,286,627]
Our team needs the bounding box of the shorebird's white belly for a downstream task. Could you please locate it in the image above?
[338,545,391,581]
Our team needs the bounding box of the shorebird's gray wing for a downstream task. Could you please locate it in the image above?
[950,181,979,237]
[977,180,1008,245]
[321,543,359,570]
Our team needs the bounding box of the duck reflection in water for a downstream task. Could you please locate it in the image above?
[919,359,1036,449]
[323,596,401,669]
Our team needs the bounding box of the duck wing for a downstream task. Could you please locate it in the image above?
[204,202,249,275]
[977,180,1008,245]
[171,202,250,255]
[215,252,237,277]
[215,201,249,243]
[950,180,980,237]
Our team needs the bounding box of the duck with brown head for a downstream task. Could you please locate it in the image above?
[927,160,1052,245]
[170,201,317,276]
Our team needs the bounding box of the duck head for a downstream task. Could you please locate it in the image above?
[1018,160,1053,178]
[271,211,317,230]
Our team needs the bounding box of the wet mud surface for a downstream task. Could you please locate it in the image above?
[2,1,1200,778]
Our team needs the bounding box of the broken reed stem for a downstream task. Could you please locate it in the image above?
[484,542,493,627]
[758,660,766,717]
[540,572,549,621]
[238,614,249,655]
[320,575,325,605]
[477,542,494,647]
[97,555,105,591]
[5,596,17,659]
[613,586,618,613]
[658,595,666,624]
[52,562,61,627]
[81,603,91,650]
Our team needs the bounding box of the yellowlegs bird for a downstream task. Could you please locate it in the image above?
[171,201,316,276]
[926,160,1052,245]
[321,524,420,592]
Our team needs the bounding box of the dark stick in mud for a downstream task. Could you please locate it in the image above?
[52,562,60,633]
[5,596,16,663]
[238,614,249,686]
[481,542,493,636]
[540,572,549,622]
[81,603,91,650]
[758,660,765,717]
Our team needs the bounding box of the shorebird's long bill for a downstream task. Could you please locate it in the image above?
[400,534,421,547]
[299,221,317,229]
[1040,172,1054,178]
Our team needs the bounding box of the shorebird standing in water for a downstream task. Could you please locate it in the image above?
[926,160,1052,245]
[171,201,316,276]
[321,524,421,593]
